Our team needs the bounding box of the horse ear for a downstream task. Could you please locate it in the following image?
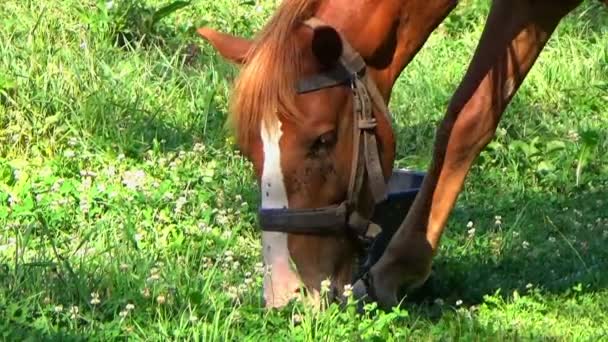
[197,28,251,64]
[311,26,343,69]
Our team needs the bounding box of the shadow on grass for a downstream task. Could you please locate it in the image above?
[382,183,608,320]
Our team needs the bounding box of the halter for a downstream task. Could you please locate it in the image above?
[257,17,390,244]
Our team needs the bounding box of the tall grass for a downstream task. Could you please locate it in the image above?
[0,0,607,340]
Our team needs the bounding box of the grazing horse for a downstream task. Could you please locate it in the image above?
[198,0,599,309]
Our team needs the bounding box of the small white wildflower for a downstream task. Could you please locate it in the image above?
[227,286,239,300]
[217,215,229,225]
[175,196,187,213]
[466,221,474,229]
[434,298,444,306]
[567,130,580,142]
[105,166,116,177]
[163,192,174,200]
[54,305,63,313]
[526,283,533,289]
[455,299,463,306]
[106,1,114,10]
[8,195,19,207]
[548,236,556,243]
[513,231,520,237]
[232,261,240,269]
[320,279,331,293]
[156,294,166,304]
[343,284,353,297]
[189,315,198,323]
[118,153,125,161]
[193,143,205,152]
[69,305,79,319]
[467,228,476,236]
[522,241,530,249]
[244,278,253,285]
[125,303,135,311]
[43,296,51,305]
[147,273,160,282]
[244,272,252,278]
[90,292,101,305]
[122,170,146,190]
[119,310,128,317]
[494,215,502,226]
[36,193,44,203]
[64,150,76,158]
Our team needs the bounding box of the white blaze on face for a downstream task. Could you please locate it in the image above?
[260,118,301,307]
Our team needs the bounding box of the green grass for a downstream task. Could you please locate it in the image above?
[1,0,607,340]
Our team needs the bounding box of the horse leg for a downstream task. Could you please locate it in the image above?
[355,0,583,308]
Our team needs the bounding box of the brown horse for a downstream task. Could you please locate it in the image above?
[198,0,600,309]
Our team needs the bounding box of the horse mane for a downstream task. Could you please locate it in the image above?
[229,0,319,148]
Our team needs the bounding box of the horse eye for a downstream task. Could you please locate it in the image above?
[310,130,337,153]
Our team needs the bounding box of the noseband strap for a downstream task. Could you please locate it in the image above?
[258,16,390,243]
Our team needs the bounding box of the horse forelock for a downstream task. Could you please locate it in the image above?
[229,0,321,151]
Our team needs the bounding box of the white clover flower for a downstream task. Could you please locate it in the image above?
[522,241,530,249]
[122,170,146,190]
[54,305,63,313]
[494,215,502,226]
[526,283,533,289]
[466,221,474,228]
[175,196,187,213]
[90,292,101,305]
[343,284,353,297]
[467,228,476,236]
[320,279,331,293]
[455,299,463,306]
[119,310,128,317]
[193,143,204,152]
[69,305,79,319]
[125,303,135,311]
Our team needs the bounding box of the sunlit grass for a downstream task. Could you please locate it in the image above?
[0,0,607,340]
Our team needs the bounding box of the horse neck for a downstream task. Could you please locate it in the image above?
[315,0,457,102]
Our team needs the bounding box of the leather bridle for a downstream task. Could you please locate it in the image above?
[257,17,391,244]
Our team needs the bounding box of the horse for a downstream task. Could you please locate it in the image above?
[198,0,601,309]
